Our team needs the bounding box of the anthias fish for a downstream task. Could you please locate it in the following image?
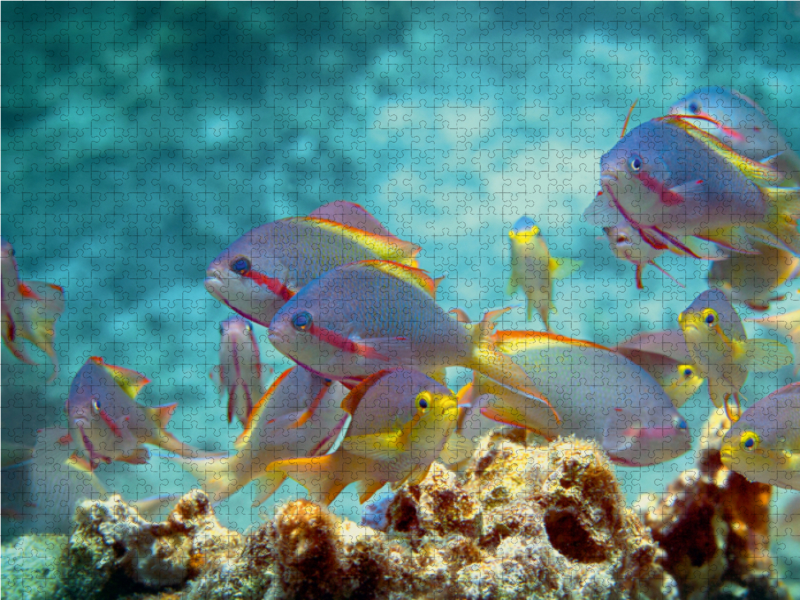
[1,238,64,379]
[678,289,793,420]
[268,260,555,411]
[614,330,704,408]
[747,308,800,374]
[272,369,459,505]
[177,366,349,505]
[506,216,581,329]
[467,331,692,467]
[64,357,208,468]
[212,315,268,426]
[721,382,800,491]
[708,241,800,311]
[585,118,800,256]
[668,86,800,177]
[205,202,420,327]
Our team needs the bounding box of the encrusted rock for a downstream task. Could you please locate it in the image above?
[57,490,242,599]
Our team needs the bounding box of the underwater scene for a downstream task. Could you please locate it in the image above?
[3,2,800,599]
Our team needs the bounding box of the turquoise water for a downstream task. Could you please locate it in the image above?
[2,0,800,580]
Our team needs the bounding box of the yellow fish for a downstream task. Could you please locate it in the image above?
[721,382,800,490]
[271,369,459,506]
[678,289,793,421]
[506,216,581,330]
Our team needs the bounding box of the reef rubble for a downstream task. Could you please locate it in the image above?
[5,430,681,600]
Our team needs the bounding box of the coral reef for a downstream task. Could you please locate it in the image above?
[637,408,790,600]
[1,534,67,600]
[56,490,242,600]
[15,431,681,600]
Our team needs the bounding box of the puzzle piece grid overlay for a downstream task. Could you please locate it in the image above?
[3,0,800,590]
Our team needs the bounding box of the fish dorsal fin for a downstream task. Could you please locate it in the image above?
[491,330,612,354]
[89,357,150,398]
[448,308,472,324]
[659,115,784,185]
[309,201,394,238]
[147,404,178,430]
[350,260,438,298]
[340,369,396,416]
[298,217,421,264]
[235,367,294,449]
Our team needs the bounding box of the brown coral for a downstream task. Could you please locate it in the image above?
[57,490,242,600]
[639,408,789,600]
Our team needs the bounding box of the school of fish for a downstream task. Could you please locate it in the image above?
[3,88,800,529]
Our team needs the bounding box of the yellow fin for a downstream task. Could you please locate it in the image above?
[356,260,438,297]
[741,338,794,372]
[549,257,582,280]
[300,217,421,264]
[146,404,177,429]
[273,453,377,506]
[90,357,150,398]
[356,479,386,504]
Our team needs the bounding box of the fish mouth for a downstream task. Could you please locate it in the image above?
[719,447,733,466]
[204,275,227,303]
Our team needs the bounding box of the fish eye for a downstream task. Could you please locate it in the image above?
[674,417,687,430]
[92,398,101,412]
[417,392,431,411]
[291,311,313,332]
[628,155,643,172]
[230,257,251,275]
[683,367,693,377]
[616,234,629,245]
[741,431,760,451]
[704,309,717,325]
[688,101,701,114]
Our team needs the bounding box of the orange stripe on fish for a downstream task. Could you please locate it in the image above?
[354,260,440,298]
[17,282,43,300]
[236,367,294,447]
[491,330,613,353]
[308,323,390,362]
[633,170,685,206]
[340,369,396,415]
[288,379,333,429]
[620,98,639,138]
[97,407,124,439]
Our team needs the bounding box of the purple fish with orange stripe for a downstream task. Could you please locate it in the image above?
[463,331,692,467]
[1,238,64,380]
[175,366,349,505]
[211,316,270,426]
[668,86,800,178]
[267,260,556,414]
[64,357,210,469]
[584,117,800,256]
[205,201,420,327]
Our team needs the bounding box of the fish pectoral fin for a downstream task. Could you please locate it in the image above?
[439,433,472,468]
[356,479,386,504]
[147,404,178,429]
[251,469,289,507]
[341,432,404,463]
[117,448,150,465]
[742,339,794,372]
[549,257,582,280]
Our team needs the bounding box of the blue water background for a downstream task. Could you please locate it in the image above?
[3,0,800,580]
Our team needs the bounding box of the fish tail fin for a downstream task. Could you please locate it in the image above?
[251,469,289,506]
[724,392,744,423]
[466,341,559,424]
[759,186,800,254]
[170,454,242,503]
[272,452,382,506]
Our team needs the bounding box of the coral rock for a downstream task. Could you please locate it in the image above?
[57,490,242,599]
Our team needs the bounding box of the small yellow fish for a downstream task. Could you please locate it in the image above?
[271,369,459,506]
[678,289,793,420]
[721,382,800,490]
[506,216,581,330]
